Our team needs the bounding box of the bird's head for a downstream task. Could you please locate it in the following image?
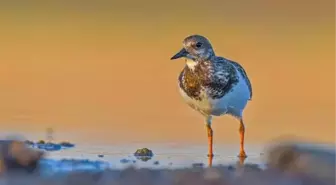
[171,35,215,61]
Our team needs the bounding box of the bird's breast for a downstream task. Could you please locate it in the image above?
[178,87,213,115]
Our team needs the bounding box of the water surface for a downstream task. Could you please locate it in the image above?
[41,143,266,171]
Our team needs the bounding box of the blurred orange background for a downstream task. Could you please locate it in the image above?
[0,0,334,144]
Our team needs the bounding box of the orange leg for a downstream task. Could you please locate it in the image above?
[238,119,247,158]
[206,124,214,158]
[206,124,214,167]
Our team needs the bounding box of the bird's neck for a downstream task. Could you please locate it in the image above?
[185,55,215,70]
[185,58,198,70]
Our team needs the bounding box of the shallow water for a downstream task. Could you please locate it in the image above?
[39,143,266,172]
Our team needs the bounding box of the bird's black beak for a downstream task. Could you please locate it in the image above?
[171,48,188,60]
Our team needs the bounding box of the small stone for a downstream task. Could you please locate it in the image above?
[192,163,204,168]
[228,165,235,171]
[153,161,160,165]
[37,140,45,144]
[59,141,75,148]
[135,156,152,162]
[120,159,130,164]
[134,148,154,157]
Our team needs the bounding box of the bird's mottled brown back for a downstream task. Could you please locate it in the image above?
[178,58,239,101]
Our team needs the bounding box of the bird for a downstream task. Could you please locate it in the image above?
[170,35,252,163]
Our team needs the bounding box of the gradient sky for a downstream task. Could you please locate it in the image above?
[0,0,334,144]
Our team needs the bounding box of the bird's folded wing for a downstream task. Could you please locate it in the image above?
[227,60,253,101]
[205,61,238,99]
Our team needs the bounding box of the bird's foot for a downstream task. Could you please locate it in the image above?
[237,151,247,158]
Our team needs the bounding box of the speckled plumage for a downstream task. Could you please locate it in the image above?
[178,57,252,117]
[171,34,252,159]
[178,57,240,101]
[173,35,252,118]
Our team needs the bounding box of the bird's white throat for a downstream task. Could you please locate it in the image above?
[185,59,197,70]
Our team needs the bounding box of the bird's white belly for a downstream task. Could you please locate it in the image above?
[179,88,213,115]
[179,73,250,117]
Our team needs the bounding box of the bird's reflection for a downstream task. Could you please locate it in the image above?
[208,155,213,167]
[237,156,246,166]
[136,156,152,162]
[207,155,246,167]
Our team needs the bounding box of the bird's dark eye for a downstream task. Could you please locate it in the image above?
[195,42,202,48]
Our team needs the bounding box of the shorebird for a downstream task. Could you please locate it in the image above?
[171,35,252,161]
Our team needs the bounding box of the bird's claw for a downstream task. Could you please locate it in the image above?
[237,151,247,158]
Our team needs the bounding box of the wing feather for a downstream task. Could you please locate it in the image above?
[226,59,253,100]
